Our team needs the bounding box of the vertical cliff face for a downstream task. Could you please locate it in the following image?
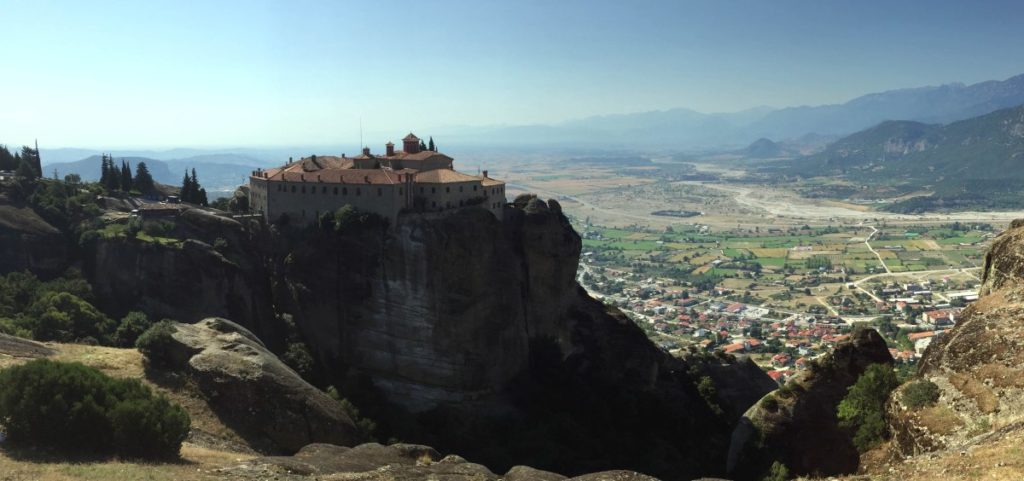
[0,201,69,277]
[280,204,582,412]
[889,221,1024,457]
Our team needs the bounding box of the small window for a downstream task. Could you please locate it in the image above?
[334,187,338,195]
[432,187,436,194]
[459,200,463,206]
[420,187,424,194]
[322,187,327,194]
[459,186,463,192]
[291,185,296,193]
[378,188,382,196]
[301,186,306,193]
[446,187,450,193]
[343,187,348,195]
[356,188,361,196]
[473,185,477,191]
[399,188,403,195]
[431,201,436,208]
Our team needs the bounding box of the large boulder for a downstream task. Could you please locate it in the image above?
[727,328,892,480]
[145,317,361,453]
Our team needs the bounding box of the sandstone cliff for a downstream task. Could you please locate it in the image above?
[727,328,892,480]
[889,221,1024,457]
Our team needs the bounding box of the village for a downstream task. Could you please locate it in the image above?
[575,220,993,385]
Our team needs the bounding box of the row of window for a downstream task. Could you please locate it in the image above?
[274,183,400,197]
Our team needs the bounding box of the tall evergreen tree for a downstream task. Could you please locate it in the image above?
[120,160,133,191]
[133,162,155,195]
[428,136,435,152]
[419,139,427,151]
[15,158,38,180]
[180,170,192,201]
[0,145,15,171]
[99,155,109,187]
[197,188,208,206]
[20,145,41,177]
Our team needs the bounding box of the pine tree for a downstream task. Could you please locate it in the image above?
[133,162,155,195]
[15,158,38,180]
[197,188,208,207]
[0,145,15,171]
[20,145,41,177]
[99,155,110,187]
[419,139,427,151]
[120,160,133,191]
[428,137,435,152]
[180,170,192,202]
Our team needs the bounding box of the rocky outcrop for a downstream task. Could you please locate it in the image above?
[0,199,68,276]
[147,318,362,453]
[219,442,659,481]
[889,221,1024,457]
[0,332,55,359]
[727,328,892,480]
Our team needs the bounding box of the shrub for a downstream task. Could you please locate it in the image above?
[136,320,179,367]
[327,386,378,441]
[281,342,315,380]
[837,363,899,452]
[114,311,154,347]
[903,379,941,409]
[762,461,790,481]
[0,359,189,458]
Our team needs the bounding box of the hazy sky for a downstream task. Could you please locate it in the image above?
[3,0,1024,148]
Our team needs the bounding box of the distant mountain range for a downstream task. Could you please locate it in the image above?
[443,73,1024,150]
[784,103,1024,211]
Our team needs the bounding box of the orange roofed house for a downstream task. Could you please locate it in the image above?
[248,133,506,226]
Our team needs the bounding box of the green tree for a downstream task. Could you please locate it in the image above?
[114,311,154,347]
[762,461,790,481]
[837,363,899,451]
[428,136,436,151]
[120,160,133,191]
[133,162,155,194]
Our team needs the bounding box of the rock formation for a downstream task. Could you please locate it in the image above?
[889,221,1024,457]
[219,442,660,481]
[144,317,362,453]
[727,328,892,480]
[0,196,68,276]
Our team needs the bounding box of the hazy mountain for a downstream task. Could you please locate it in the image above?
[444,74,1024,150]
[801,103,1024,180]
[741,138,787,158]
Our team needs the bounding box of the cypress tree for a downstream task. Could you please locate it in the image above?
[180,170,192,202]
[419,139,427,151]
[121,160,133,191]
[428,136,435,152]
[99,155,110,187]
[20,145,41,177]
[197,188,208,207]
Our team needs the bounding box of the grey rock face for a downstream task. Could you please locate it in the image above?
[151,318,361,453]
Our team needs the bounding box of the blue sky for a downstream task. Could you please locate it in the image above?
[2,0,1023,148]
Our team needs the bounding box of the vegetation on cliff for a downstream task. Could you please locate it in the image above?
[0,359,190,458]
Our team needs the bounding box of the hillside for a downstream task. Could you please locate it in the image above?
[785,104,1024,211]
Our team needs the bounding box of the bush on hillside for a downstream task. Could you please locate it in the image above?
[837,363,899,451]
[902,379,941,409]
[135,320,180,367]
[113,311,156,348]
[0,359,190,458]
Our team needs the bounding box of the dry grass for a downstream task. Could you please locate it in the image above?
[950,372,1000,414]
[917,405,966,436]
[975,363,1024,389]
[0,443,252,481]
[848,430,1024,481]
